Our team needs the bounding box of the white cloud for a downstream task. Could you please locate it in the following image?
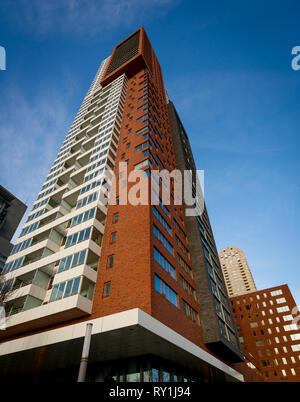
[0,82,75,240]
[1,0,178,36]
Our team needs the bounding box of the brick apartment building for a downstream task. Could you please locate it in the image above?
[0,27,246,382]
[219,246,257,297]
[231,285,300,382]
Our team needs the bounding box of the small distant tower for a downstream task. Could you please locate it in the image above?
[219,246,257,297]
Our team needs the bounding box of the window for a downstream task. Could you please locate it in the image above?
[113,213,119,223]
[290,334,300,341]
[107,255,114,268]
[76,191,99,209]
[256,340,264,346]
[153,225,173,255]
[154,274,177,307]
[276,297,286,304]
[58,250,86,272]
[154,248,175,279]
[271,289,283,296]
[153,206,171,234]
[65,227,91,248]
[11,238,32,255]
[182,299,199,325]
[70,208,95,227]
[277,306,289,313]
[111,232,117,243]
[134,159,151,171]
[49,277,81,302]
[250,322,258,328]
[151,190,170,217]
[104,282,111,297]
[283,324,298,331]
[177,253,193,278]
[180,275,196,300]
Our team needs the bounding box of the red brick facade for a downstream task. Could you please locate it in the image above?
[0,27,241,378]
[231,285,300,381]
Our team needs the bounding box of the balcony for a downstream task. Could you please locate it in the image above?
[21,238,60,267]
[5,282,47,304]
[69,164,87,185]
[76,148,93,167]
[1,294,92,338]
[53,263,97,287]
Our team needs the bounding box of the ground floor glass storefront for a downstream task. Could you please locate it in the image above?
[85,355,228,383]
[0,354,236,383]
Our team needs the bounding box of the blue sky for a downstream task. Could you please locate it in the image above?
[0,0,299,304]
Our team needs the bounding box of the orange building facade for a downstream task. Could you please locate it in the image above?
[0,27,245,382]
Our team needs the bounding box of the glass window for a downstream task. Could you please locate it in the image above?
[152,368,159,382]
[57,282,66,299]
[65,255,72,270]
[84,227,91,240]
[71,277,80,295]
[50,284,59,302]
[78,250,86,265]
[58,258,66,272]
[108,255,114,268]
[162,371,170,382]
[65,280,73,297]
[72,252,79,267]
[104,282,111,297]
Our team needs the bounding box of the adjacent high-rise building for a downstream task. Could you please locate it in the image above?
[0,185,27,271]
[219,246,257,297]
[231,285,300,382]
[0,27,244,382]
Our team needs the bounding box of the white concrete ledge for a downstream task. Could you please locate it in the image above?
[0,308,243,382]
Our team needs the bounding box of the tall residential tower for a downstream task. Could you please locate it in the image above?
[0,27,244,382]
[219,246,257,297]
